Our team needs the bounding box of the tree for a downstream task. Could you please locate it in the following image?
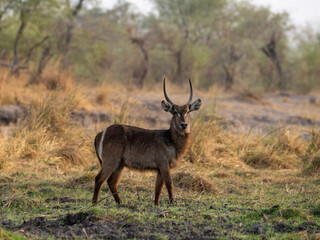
[260,30,285,91]
[0,0,66,76]
[0,0,42,74]
[151,0,226,83]
[60,0,85,70]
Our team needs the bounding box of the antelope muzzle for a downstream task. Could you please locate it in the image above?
[180,122,188,130]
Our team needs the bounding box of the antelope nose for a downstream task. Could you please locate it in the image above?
[180,122,188,129]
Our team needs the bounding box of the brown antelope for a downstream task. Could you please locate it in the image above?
[92,78,201,206]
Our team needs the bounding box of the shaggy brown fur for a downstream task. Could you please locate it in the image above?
[92,80,201,206]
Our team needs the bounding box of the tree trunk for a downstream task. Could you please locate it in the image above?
[131,37,149,88]
[175,50,182,82]
[9,20,26,75]
[60,0,84,70]
[261,37,286,92]
[223,65,233,90]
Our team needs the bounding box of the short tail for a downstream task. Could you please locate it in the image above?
[94,135,102,166]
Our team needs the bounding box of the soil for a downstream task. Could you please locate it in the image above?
[2,196,319,239]
[3,208,219,239]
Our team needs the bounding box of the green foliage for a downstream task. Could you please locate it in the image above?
[291,37,320,93]
[0,0,319,91]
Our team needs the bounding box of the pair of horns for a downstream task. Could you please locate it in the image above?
[163,78,193,106]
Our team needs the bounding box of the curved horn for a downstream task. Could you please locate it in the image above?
[186,78,193,105]
[163,78,175,106]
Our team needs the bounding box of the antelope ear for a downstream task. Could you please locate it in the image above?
[189,99,202,112]
[161,100,174,114]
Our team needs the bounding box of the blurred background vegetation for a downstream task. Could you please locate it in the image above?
[0,0,319,93]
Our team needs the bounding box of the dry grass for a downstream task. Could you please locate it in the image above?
[0,90,95,176]
[0,68,91,110]
[28,64,75,91]
[186,103,316,174]
[0,71,319,240]
[0,68,319,182]
[238,129,303,170]
[66,172,96,188]
[186,101,238,166]
[303,155,320,176]
[235,88,267,104]
[0,70,29,105]
[301,128,320,176]
[173,172,221,194]
[95,88,110,105]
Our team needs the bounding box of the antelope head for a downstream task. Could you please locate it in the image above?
[161,78,202,134]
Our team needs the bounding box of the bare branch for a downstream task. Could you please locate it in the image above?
[13,21,26,66]
[24,35,50,64]
[72,0,84,17]
[0,61,27,69]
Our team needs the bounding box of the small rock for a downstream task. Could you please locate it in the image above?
[310,96,317,104]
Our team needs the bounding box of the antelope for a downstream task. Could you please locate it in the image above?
[92,78,201,206]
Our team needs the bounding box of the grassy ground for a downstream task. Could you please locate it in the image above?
[0,72,319,239]
[1,168,319,239]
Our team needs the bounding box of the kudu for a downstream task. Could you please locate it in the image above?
[92,79,201,206]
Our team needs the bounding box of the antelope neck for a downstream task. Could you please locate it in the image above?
[169,119,191,158]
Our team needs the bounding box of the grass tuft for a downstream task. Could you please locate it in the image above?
[67,172,95,188]
[235,88,266,104]
[20,93,77,134]
[302,128,320,176]
[29,66,74,91]
[240,149,290,169]
[53,145,86,165]
[0,91,94,174]
[302,155,320,176]
[187,105,302,170]
[173,172,220,193]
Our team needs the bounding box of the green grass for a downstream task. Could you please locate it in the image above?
[1,169,319,239]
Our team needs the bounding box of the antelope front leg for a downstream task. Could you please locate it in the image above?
[154,170,164,206]
[159,168,175,203]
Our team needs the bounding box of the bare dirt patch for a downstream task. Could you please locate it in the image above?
[3,210,219,239]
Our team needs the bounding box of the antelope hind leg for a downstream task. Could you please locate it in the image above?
[92,167,113,205]
[107,165,124,204]
[154,171,164,206]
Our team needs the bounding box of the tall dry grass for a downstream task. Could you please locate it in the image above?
[0,90,94,176]
[1,68,319,178]
[186,103,317,174]
[186,102,246,169]
[301,128,320,176]
[0,70,29,105]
